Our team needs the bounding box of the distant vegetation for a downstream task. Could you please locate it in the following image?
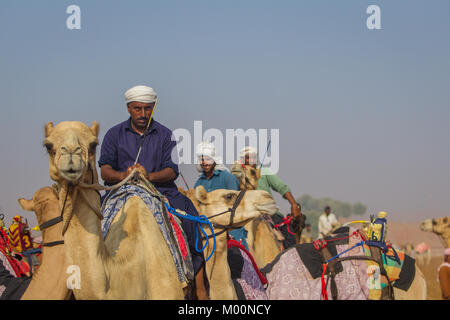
[296,194,367,238]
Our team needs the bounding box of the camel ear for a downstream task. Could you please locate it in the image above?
[90,121,100,137]
[178,187,187,196]
[45,122,54,138]
[195,185,208,204]
[18,198,34,212]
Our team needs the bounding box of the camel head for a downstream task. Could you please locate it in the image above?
[18,186,60,229]
[230,161,260,190]
[420,216,450,236]
[43,121,99,185]
[194,185,277,229]
[178,187,200,212]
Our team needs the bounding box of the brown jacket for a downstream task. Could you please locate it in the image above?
[438,265,450,300]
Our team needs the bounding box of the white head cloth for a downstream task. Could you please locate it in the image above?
[125,85,157,104]
[239,146,258,163]
[196,141,229,172]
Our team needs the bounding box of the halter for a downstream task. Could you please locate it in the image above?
[40,162,101,246]
[38,186,70,248]
[201,189,247,239]
[240,163,257,190]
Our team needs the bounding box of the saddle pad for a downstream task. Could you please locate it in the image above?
[227,243,268,300]
[101,183,194,286]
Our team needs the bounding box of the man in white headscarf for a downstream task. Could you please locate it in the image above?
[237,146,305,249]
[98,85,209,299]
[239,146,301,218]
[194,142,239,193]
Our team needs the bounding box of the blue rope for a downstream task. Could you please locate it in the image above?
[164,203,216,262]
[326,241,365,263]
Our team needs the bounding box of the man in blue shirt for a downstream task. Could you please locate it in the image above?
[194,142,239,192]
[193,142,250,249]
[98,85,208,299]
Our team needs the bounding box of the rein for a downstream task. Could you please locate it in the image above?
[200,189,247,240]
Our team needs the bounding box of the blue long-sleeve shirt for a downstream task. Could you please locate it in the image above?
[194,169,249,250]
[194,170,240,192]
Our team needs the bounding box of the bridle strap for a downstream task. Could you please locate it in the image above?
[43,240,65,247]
[39,216,63,230]
[200,189,247,240]
[37,162,99,247]
[206,190,247,226]
[229,189,246,226]
[38,184,71,247]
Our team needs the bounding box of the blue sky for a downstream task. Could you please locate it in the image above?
[1,1,449,226]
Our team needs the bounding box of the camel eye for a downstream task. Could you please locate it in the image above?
[44,142,54,155]
[224,193,235,201]
[89,141,98,154]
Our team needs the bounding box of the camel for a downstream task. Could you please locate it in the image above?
[402,242,431,266]
[230,161,260,191]
[18,186,72,300]
[420,216,450,248]
[194,185,278,299]
[230,162,284,267]
[180,182,426,300]
[42,121,185,299]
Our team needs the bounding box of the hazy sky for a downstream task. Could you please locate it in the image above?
[1,1,449,227]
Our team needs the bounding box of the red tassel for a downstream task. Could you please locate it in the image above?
[167,211,188,260]
[321,263,328,300]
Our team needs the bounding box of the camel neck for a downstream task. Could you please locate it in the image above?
[63,186,107,299]
[22,217,68,300]
[204,233,237,300]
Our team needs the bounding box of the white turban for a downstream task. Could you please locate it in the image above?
[239,146,258,158]
[196,141,229,172]
[125,85,157,104]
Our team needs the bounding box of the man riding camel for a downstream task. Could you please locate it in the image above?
[98,85,208,299]
[236,146,304,249]
[192,142,251,250]
[194,141,239,192]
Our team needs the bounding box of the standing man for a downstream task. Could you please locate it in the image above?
[318,206,339,238]
[438,248,450,300]
[98,85,208,299]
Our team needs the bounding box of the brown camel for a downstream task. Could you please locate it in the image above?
[194,185,278,299]
[179,184,283,268]
[18,186,71,300]
[43,121,185,299]
[420,216,450,248]
[230,161,283,267]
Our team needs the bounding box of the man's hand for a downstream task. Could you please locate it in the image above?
[126,163,147,179]
[291,203,301,219]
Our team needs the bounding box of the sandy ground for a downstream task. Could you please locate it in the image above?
[418,256,445,300]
